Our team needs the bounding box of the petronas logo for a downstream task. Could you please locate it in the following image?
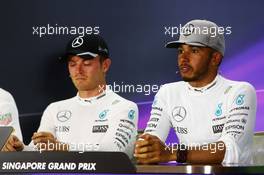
[236,94,245,105]
[215,103,223,117]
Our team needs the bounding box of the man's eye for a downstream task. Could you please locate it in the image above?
[191,48,199,53]
[68,62,76,67]
[84,61,91,66]
[178,48,183,54]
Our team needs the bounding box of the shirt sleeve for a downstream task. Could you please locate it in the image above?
[95,102,138,159]
[218,83,257,164]
[0,92,23,141]
[144,85,172,142]
[37,104,56,134]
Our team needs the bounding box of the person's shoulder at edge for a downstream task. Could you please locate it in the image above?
[43,96,77,110]
[221,76,256,94]
[154,80,186,97]
[0,88,15,102]
[109,90,138,109]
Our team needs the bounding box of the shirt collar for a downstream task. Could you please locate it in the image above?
[186,74,220,93]
[76,85,111,104]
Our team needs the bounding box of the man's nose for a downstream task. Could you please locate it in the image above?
[75,64,83,74]
[178,51,190,64]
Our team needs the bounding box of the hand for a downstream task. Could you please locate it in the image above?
[32,132,68,151]
[2,135,24,152]
[134,133,176,164]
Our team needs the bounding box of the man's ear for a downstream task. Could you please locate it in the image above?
[102,58,111,73]
[211,52,223,67]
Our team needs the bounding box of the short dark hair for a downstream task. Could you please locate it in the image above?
[209,48,223,67]
[99,55,108,64]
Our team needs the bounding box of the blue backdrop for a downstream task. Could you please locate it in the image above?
[0,0,263,142]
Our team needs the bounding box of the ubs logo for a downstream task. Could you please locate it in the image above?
[212,124,224,134]
[57,110,72,122]
[172,106,187,122]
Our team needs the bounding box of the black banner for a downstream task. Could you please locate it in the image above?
[0,152,136,173]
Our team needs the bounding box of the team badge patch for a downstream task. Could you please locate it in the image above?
[99,109,109,119]
[215,103,223,117]
[128,110,135,120]
[235,94,245,105]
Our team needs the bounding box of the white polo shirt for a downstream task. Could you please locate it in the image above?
[145,74,256,164]
[0,88,23,141]
[36,89,138,158]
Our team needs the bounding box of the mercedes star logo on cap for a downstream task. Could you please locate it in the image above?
[183,23,195,36]
[172,106,187,122]
[72,36,84,48]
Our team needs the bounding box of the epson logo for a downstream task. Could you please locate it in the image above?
[212,124,224,134]
[175,126,188,134]
[92,125,109,133]
[225,125,245,131]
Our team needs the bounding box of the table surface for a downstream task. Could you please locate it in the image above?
[136,163,264,174]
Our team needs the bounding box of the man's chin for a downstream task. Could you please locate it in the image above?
[181,76,197,82]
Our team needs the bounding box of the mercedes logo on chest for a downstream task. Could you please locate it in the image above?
[172,106,187,122]
[57,110,72,122]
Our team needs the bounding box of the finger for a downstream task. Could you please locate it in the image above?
[135,136,159,148]
[4,143,16,152]
[33,137,54,145]
[136,136,158,148]
[138,133,152,140]
[135,145,154,154]
[134,151,157,159]
[14,144,24,151]
[13,141,22,147]
[13,141,24,150]
[10,135,18,141]
[139,133,160,140]
[1,145,8,152]
[3,138,15,151]
[135,139,151,148]
[32,132,54,139]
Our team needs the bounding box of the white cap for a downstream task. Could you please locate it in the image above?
[166,19,225,56]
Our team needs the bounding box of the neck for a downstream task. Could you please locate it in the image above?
[189,72,218,88]
[78,83,107,98]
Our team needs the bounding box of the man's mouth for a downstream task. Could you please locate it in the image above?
[179,64,192,73]
[74,77,86,80]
